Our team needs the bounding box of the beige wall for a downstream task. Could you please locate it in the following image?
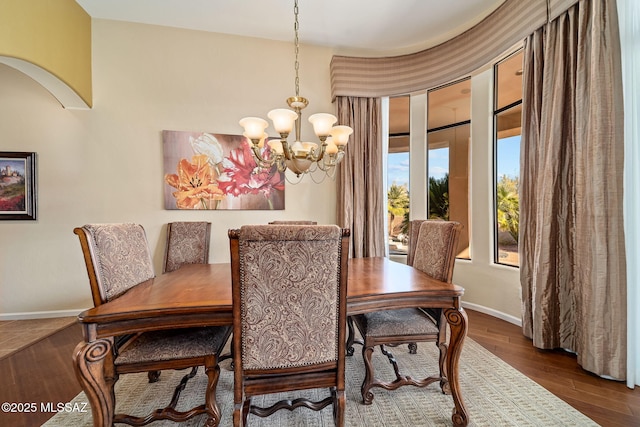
[0,20,337,318]
[454,68,521,322]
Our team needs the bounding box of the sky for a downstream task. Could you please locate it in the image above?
[0,159,26,175]
[386,135,521,189]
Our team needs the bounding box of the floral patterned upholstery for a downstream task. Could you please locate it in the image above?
[82,223,155,303]
[115,326,231,365]
[163,221,211,273]
[355,308,439,337]
[236,224,343,371]
[406,219,427,266]
[413,220,461,282]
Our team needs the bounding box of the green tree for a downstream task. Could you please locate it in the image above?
[387,183,409,235]
[429,174,449,220]
[496,175,519,242]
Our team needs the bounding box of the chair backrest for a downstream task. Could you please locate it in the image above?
[412,220,462,283]
[406,219,427,266]
[268,220,318,225]
[163,221,211,273]
[74,223,155,307]
[229,224,349,372]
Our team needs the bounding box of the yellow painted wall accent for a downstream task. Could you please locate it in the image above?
[0,0,92,107]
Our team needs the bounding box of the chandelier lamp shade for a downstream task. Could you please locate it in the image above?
[239,0,353,180]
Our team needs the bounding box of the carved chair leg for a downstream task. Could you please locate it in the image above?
[408,342,418,354]
[204,356,222,427]
[346,316,356,356]
[232,406,242,427]
[148,370,161,383]
[361,345,375,405]
[438,342,450,394]
[333,387,345,427]
[242,399,251,425]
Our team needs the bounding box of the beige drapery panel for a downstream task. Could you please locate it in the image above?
[520,0,626,379]
[335,97,385,258]
[330,0,580,99]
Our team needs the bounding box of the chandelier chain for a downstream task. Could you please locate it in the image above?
[238,0,352,181]
[293,0,300,97]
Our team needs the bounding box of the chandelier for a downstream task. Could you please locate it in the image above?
[239,0,353,182]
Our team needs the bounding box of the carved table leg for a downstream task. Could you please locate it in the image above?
[444,307,469,427]
[346,316,356,356]
[73,339,116,427]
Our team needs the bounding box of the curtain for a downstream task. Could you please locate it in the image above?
[520,0,626,379]
[335,96,385,258]
[617,0,640,388]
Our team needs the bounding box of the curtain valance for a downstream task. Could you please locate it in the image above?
[330,0,580,99]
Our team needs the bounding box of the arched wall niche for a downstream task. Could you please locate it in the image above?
[0,57,90,109]
[0,0,92,109]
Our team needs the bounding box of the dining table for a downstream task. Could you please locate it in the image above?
[75,257,469,426]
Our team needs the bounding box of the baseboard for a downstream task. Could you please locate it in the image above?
[462,301,522,327]
[0,309,84,321]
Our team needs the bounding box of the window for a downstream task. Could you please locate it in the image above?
[427,79,471,259]
[387,95,410,255]
[493,50,523,267]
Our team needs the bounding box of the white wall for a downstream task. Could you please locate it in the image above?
[0,20,337,318]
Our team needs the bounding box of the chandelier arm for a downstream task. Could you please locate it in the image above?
[248,142,277,169]
[317,155,338,171]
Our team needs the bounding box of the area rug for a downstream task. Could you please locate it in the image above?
[44,338,598,426]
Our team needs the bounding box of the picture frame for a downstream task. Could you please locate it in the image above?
[0,152,37,220]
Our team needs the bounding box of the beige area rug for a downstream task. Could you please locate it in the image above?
[44,338,598,426]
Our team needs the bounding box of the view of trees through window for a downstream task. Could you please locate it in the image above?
[386,51,522,266]
[387,96,410,255]
[494,50,523,267]
[428,79,471,258]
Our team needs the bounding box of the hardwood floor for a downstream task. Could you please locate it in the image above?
[468,310,640,427]
[0,317,75,359]
[1,310,638,426]
[0,322,83,427]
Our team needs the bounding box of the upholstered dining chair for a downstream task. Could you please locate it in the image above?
[73,223,231,426]
[163,221,211,273]
[351,220,462,404]
[346,219,428,356]
[268,220,318,224]
[228,225,350,427]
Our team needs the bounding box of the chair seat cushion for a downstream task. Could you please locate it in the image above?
[115,326,231,365]
[356,308,439,337]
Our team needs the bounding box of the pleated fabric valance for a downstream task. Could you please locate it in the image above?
[330,0,580,99]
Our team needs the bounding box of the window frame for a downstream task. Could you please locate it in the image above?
[492,49,523,268]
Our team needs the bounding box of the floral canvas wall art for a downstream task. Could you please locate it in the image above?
[163,130,284,210]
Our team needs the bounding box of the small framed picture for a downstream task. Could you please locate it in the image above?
[0,152,37,220]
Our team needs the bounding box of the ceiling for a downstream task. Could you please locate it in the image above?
[75,0,506,54]
[73,0,520,145]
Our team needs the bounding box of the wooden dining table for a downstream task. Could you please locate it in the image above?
[75,257,469,426]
